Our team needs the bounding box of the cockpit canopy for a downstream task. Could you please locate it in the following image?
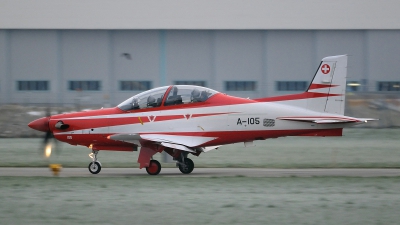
[117,85,219,111]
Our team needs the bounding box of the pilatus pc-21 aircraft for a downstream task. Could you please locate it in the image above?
[29,55,374,175]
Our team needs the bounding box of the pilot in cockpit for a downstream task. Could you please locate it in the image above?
[165,86,183,106]
[191,88,208,102]
[132,98,139,110]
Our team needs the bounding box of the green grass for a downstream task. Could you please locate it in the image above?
[0,176,400,225]
[1,128,400,168]
[1,129,400,224]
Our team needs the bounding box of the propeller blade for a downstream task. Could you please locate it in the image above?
[38,106,62,158]
[41,130,53,158]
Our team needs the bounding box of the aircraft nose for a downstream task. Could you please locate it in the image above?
[28,117,50,132]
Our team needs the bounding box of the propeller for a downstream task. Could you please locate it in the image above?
[29,107,60,158]
[41,127,60,159]
[41,107,61,158]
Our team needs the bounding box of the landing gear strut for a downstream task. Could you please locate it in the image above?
[88,150,102,174]
[176,152,194,174]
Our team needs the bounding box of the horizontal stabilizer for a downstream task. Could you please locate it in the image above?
[277,116,376,124]
[356,118,379,122]
[314,119,356,124]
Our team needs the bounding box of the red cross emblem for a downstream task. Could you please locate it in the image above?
[321,64,330,74]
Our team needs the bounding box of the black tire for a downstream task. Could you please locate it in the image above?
[88,161,101,174]
[178,158,194,174]
[146,160,161,175]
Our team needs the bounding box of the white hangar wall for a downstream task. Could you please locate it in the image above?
[1,29,400,105]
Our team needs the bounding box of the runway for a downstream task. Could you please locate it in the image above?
[1,167,400,177]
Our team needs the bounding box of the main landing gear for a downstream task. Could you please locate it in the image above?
[144,152,195,175]
[145,159,161,175]
[144,157,194,175]
[88,150,102,174]
[176,152,194,174]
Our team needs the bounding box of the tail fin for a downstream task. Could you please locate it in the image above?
[255,55,348,115]
[306,55,347,115]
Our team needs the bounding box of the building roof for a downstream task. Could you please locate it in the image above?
[1,0,400,30]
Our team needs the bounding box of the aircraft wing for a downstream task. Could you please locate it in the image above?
[277,117,378,124]
[107,133,142,146]
[140,134,216,147]
[108,133,217,153]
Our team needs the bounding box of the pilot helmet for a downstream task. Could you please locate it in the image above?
[147,95,155,104]
[191,89,201,98]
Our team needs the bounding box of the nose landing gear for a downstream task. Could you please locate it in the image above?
[88,150,102,174]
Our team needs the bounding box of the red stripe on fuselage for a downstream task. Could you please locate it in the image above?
[191,112,233,118]
[255,92,342,102]
[51,116,149,132]
[50,108,123,120]
[154,115,185,122]
[154,112,233,122]
[308,84,338,90]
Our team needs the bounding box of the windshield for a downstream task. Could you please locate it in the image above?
[118,86,169,111]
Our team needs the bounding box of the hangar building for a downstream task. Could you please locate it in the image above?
[0,0,399,106]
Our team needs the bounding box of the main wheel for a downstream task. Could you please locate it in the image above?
[178,158,194,174]
[146,160,161,175]
[88,161,101,174]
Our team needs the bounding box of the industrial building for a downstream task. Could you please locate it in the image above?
[1,1,399,106]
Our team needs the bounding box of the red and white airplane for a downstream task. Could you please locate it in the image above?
[29,55,374,175]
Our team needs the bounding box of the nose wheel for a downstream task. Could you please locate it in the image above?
[88,161,101,174]
[88,150,102,174]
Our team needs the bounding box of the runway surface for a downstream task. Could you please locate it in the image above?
[1,167,400,177]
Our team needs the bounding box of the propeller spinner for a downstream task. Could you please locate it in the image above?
[28,116,50,132]
[28,110,60,158]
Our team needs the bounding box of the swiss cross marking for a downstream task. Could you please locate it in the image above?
[321,64,330,74]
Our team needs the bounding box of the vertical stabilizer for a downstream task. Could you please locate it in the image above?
[306,55,347,115]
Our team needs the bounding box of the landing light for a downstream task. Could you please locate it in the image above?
[45,144,52,158]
